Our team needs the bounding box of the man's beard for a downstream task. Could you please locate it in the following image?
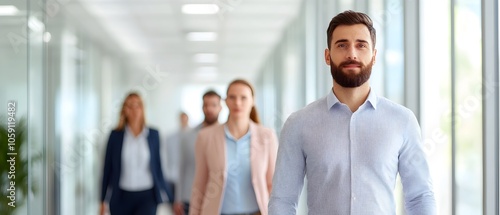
[330,58,374,88]
[204,115,219,125]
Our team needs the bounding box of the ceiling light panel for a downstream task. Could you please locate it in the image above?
[182,4,219,15]
[193,53,218,63]
[0,5,19,16]
[186,32,217,41]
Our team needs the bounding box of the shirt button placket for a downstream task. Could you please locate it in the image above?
[349,112,356,214]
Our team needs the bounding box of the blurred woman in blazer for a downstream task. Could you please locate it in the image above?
[190,79,278,215]
[100,92,173,215]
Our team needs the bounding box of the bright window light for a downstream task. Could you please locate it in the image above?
[182,4,219,14]
[193,53,218,63]
[0,5,19,16]
[186,32,217,41]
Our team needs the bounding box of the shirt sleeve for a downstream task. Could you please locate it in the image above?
[268,114,306,215]
[399,112,437,215]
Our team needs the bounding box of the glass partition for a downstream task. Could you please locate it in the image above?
[0,0,45,214]
[454,0,483,213]
[27,0,46,214]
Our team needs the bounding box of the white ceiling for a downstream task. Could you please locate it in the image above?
[67,0,304,85]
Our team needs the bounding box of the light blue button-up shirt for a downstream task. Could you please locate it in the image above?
[269,90,436,215]
[221,126,260,214]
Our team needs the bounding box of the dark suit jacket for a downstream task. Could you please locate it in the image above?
[100,128,174,204]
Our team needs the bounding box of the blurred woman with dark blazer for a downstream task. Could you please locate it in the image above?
[100,92,173,215]
[189,79,278,215]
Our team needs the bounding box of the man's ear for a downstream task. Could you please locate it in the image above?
[372,48,377,65]
[325,48,331,65]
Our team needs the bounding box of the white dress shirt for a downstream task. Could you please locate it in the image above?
[119,126,154,191]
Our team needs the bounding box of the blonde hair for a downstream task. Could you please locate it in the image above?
[116,92,146,130]
[227,79,260,124]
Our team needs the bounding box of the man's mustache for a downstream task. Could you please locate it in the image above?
[339,60,363,67]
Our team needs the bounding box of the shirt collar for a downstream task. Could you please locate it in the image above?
[365,89,378,109]
[326,88,378,110]
[224,124,251,142]
[326,89,341,109]
[125,125,149,138]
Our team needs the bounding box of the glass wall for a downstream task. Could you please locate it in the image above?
[42,5,138,215]
[1,1,146,214]
[421,0,453,214]
[27,0,46,214]
[453,0,483,214]
[0,0,47,214]
[0,1,29,214]
[421,0,484,214]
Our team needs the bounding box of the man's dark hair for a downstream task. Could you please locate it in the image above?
[326,10,376,49]
[203,90,221,100]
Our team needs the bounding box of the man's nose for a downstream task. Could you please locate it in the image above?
[346,46,357,60]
